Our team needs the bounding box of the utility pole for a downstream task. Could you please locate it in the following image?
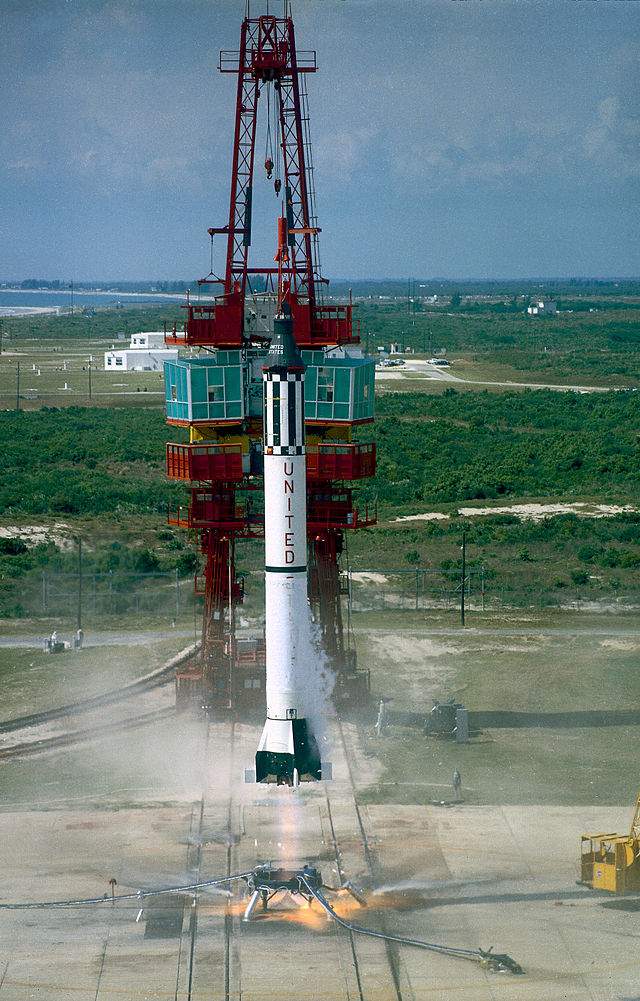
[88,360,92,400]
[77,537,83,630]
[461,531,466,627]
[16,361,20,410]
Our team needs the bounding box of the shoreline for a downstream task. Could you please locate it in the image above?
[0,306,61,317]
[0,288,193,318]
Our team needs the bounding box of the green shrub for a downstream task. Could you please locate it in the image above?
[578,545,599,563]
[135,550,160,573]
[0,538,28,555]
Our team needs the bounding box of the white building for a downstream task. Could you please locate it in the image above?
[527,300,557,316]
[104,331,179,371]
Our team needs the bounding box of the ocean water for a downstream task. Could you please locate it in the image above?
[0,289,185,317]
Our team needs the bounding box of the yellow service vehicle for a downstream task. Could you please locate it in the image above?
[580,793,640,895]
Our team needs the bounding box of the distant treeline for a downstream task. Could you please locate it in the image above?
[10,276,640,299]
[328,278,640,300]
[1,305,186,342]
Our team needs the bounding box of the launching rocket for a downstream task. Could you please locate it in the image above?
[255,303,323,785]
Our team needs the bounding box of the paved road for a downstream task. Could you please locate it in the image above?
[0,628,196,648]
[2,624,640,649]
[376,357,625,393]
[354,626,640,636]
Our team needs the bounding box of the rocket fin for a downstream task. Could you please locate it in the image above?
[255,717,321,784]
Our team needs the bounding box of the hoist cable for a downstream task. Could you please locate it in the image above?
[265,84,273,166]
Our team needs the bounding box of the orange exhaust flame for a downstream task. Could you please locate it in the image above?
[200,888,368,925]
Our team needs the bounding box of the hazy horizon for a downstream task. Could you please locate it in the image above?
[3,276,639,288]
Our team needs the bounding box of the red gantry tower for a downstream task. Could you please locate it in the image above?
[164,7,376,711]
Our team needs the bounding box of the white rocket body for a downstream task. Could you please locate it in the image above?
[255,305,322,784]
[263,450,308,716]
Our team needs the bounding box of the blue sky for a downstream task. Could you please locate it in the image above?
[1,0,639,281]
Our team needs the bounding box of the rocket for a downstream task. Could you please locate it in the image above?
[255,302,323,785]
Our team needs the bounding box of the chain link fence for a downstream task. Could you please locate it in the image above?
[343,568,638,613]
[345,568,486,614]
[15,565,638,623]
[40,569,194,621]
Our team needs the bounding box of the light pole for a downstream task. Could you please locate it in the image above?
[77,537,83,631]
[461,531,466,627]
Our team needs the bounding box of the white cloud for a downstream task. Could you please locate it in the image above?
[314,125,379,182]
[582,97,640,178]
[1,3,227,192]
[7,158,43,172]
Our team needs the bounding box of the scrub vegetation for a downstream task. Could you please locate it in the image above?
[362,388,640,511]
[0,408,179,516]
[0,297,638,621]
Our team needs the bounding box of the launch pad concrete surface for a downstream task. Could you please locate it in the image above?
[0,714,637,1000]
[2,615,640,1000]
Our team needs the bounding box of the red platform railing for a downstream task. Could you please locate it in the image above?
[167,503,190,529]
[169,497,375,533]
[312,303,354,344]
[189,493,245,529]
[167,497,243,531]
[164,292,357,349]
[306,442,375,481]
[167,442,243,482]
[168,490,264,537]
[307,501,377,531]
[164,292,244,347]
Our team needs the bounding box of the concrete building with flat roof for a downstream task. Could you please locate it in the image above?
[105,331,179,371]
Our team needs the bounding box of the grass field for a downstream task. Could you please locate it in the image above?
[0,337,168,410]
[0,631,192,721]
[2,339,636,410]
